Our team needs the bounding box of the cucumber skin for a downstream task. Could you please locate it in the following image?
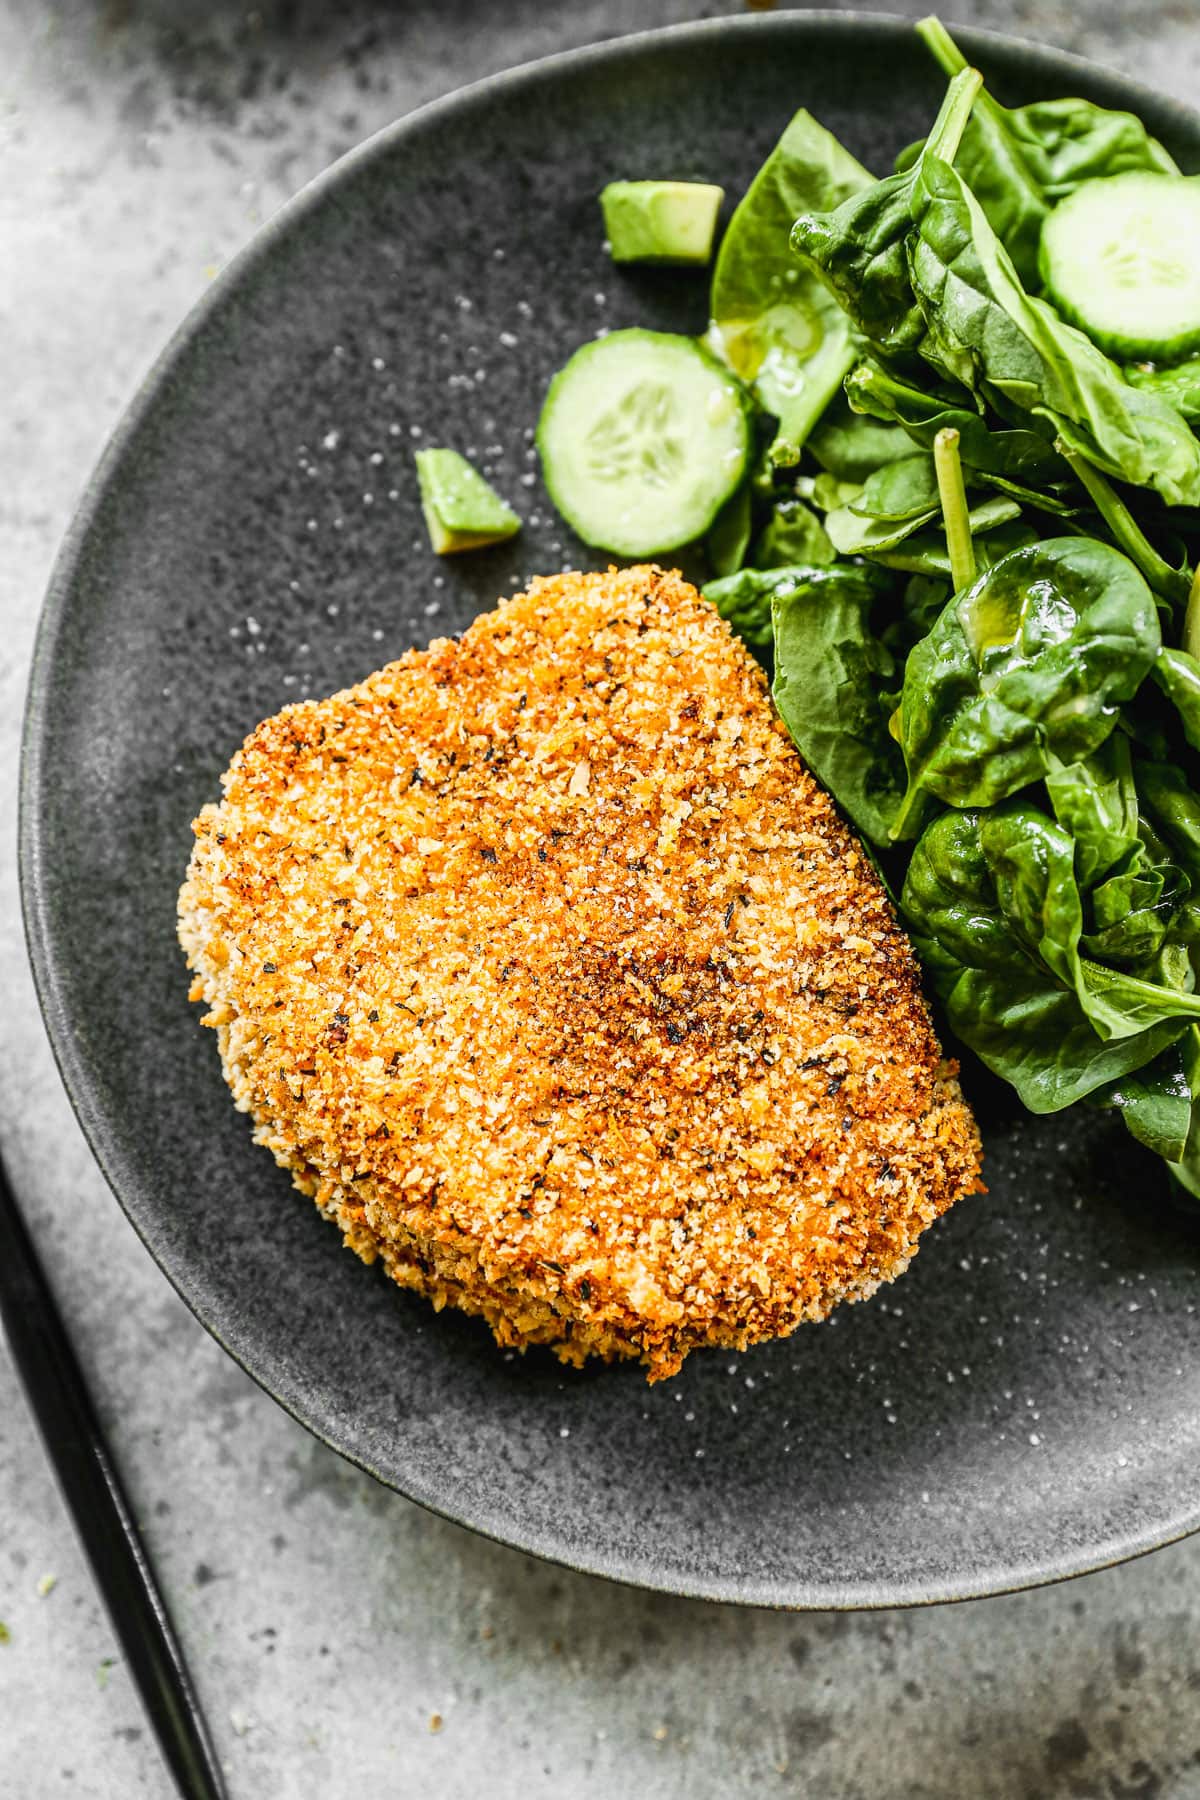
[536,331,753,558]
[1038,175,1200,362]
[1041,262,1200,363]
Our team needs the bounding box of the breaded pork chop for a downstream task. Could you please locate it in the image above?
[179,566,982,1380]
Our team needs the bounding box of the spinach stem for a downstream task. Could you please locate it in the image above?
[917,20,1003,137]
[1056,440,1192,608]
[917,16,1049,214]
[1186,566,1200,662]
[933,427,976,593]
[926,66,984,166]
[916,16,968,76]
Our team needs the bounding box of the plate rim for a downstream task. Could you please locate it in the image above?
[19,8,1200,1610]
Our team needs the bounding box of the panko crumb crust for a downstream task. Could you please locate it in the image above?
[179,565,983,1380]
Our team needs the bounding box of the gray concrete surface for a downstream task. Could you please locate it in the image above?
[3,3,1200,1796]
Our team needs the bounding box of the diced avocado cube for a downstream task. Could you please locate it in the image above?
[414,448,521,555]
[600,180,724,266]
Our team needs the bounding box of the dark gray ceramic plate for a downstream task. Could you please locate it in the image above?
[21,13,1200,1608]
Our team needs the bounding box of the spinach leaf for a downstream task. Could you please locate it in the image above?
[705,563,799,649]
[1076,960,1200,1038]
[1045,741,1193,965]
[806,395,914,482]
[907,154,1200,508]
[976,804,1083,991]
[826,492,1018,560]
[704,560,856,651]
[870,518,1035,579]
[1168,1152,1200,1207]
[1045,737,1139,886]
[849,452,940,522]
[972,471,1084,519]
[1086,873,1163,959]
[901,808,1189,1110]
[1134,760,1200,948]
[1084,857,1181,964]
[893,538,1159,834]
[808,472,862,513]
[1014,98,1179,194]
[854,359,1176,584]
[903,574,952,638]
[1126,357,1200,424]
[790,69,981,375]
[914,17,1178,284]
[1166,1027,1200,1202]
[825,506,935,557]
[706,484,752,578]
[1152,647,1200,752]
[711,111,873,465]
[1139,757,1200,872]
[845,359,1065,483]
[909,18,1047,286]
[769,561,909,844]
[1090,1041,1194,1164]
[973,803,1192,1031]
[1052,445,1192,606]
[752,497,835,568]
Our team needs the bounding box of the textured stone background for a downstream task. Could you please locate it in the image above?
[3,3,1200,1796]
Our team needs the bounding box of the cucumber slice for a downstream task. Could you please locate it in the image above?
[1039,172,1200,360]
[537,329,750,556]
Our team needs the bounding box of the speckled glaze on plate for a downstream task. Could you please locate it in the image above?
[21,14,1200,1608]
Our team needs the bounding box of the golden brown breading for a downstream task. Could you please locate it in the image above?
[179,565,983,1379]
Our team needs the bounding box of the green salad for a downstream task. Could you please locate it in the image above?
[528,16,1200,1198]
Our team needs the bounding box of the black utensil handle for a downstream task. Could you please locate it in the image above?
[0,1152,228,1800]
